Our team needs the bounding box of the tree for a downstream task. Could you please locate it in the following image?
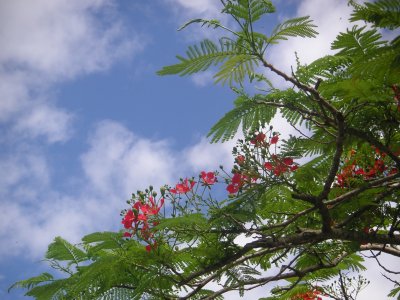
[10,0,400,299]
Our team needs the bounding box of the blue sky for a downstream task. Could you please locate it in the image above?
[0,0,398,299]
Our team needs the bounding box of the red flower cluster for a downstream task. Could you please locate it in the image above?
[170,178,196,194]
[336,147,398,187]
[291,290,323,300]
[226,173,248,194]
[250,133,279,146]
[251,132,266,145]
[264,155,298,176]
[235,155,245,165]
[270,134,279,144]
[201,171,217,185]
[122,195,164,252]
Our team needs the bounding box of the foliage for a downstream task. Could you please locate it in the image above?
[11,0,400,299]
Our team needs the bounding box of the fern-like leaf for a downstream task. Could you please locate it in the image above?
[222,0,275,23]
[267,16,318,46]
[8,273,54,292]
[82,231,125,254]
[46,237,87,266]
[349,0,400,29]
[331,25,385,57]
[208,92,277,142]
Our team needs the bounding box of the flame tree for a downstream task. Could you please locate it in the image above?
[11,1,400,299]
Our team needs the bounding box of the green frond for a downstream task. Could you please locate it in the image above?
[8,273,54,293]
[267,16,318,46]
[294,154,333,194]
[331,25,385,57]
[157,213,208,231]
[208,90,277,142]
[349,0,400,29]
[24,279,69,300]
[157,39,234,76]
[295,55,351,85]
[98,287,136,300]
[349,46,400,81]
[214,54,259,85]
[222,0,275,23]
[178,19,222,31]
[46,237,87,266]
[82,231,125,253]
[337,253,366,272]
[224,265,261,287]
[388,285,400,298]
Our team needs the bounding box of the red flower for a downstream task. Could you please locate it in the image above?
[227,173,247,194]
[264,162,273,170]
[141,197,164,215]
[270,135,279,144]
[227,183,239,194]
[235,155,245,165]
[283,157,293,165]
[122,210,135,229]
[291,290,322,300]
[123,232,132,238]
[145,241,158,253]
[231,173,243,184]
[201,171,217,185]
[137,214,148,222]
[170,178,196,194]
[355,168,365,175]
[251,133,266,145]
[273,165,287,176]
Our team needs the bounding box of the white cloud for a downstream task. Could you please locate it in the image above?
[81,120,178,197]
[0,0,137,79]
[269,0,353,74]
[0,0,146,259]
[164,0,222,20]
[0,0,142,144]
[191,71,215,87]
[13,104,73,143]
[183,136,235,172]
[0,120,239,259]
[0,150,50,198]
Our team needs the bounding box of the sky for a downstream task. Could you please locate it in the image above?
[0,0,398,299]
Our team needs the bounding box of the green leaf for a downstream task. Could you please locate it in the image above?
[208,92,277,142]
[9,273,54,292]
[349,0,400,29]
[157,39,234,77]
[46,237,87,265]
[331,25,384,57]
[223,0,275,23]
[82,231,125,253]
[267,16,318,46]
[157,213,208,230]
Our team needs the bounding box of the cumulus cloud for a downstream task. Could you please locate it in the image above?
[13,104,73,143]
[0,0,146,259]
[191,71,215,87]
[269,0,353,73]
[0,0,141,144]
[183,136,235,172]
[81,120,179,197]
[164,0,222,21]
[0,0,137,79]
[0,120,238,259]
[0,150,50,199]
